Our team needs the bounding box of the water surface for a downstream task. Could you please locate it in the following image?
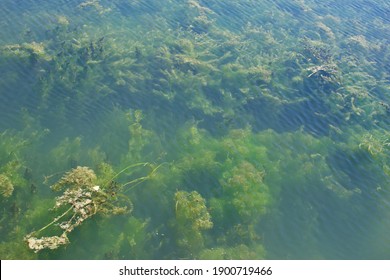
[0,0,389,259]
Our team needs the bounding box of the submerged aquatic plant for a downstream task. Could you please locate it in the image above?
[175,190,213,231]
[307,64,339,84]
[173,190,213,256]
[1,42,51,63]
[0,174,14,198]
[24,162,161,253]
[0,0,389,260]
[0,131,30,199]
[220,161,270,222]
[359,133,390,156]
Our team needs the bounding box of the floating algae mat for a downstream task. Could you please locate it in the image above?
[0,0,390,259]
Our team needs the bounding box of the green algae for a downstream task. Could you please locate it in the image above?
[0,0,390,259]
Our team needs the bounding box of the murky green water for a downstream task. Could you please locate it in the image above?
[0,0,389,259]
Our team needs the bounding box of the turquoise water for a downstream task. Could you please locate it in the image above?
[0,0,389,259]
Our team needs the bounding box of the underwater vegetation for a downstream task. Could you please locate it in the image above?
[173,190,213,257]
[25,166,128,252]
[1,0,390,259]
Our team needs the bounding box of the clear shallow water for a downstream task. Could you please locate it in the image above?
[0,0,389,259]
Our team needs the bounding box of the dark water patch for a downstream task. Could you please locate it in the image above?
[328,148,388,197]
[242,97,282,132]
[275,0,306,17]
[199,0,254,29]
[114,0,163,17]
